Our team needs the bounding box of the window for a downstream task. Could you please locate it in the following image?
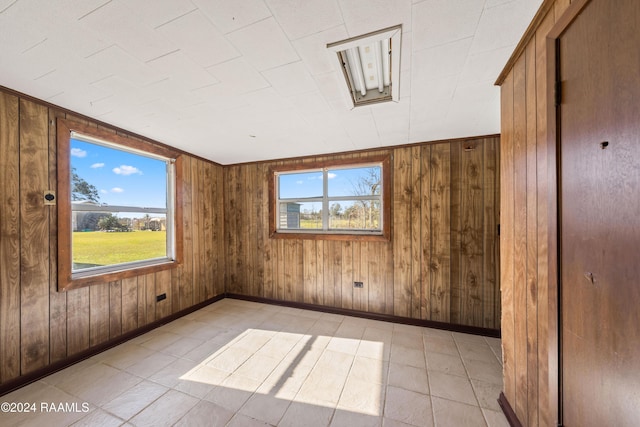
[57,119,182,290]
[269,156,390,241]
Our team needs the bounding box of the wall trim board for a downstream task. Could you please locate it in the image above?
[225,293,501,338]
[0,293,225,398]
[499,392,524,427]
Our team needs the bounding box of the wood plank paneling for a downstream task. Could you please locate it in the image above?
[420,145,431,320]
[459,140,484,326]
[19,99,50,374]
[0,92,20,383]
[525,40,539,427]
[449,141,462,324]
[501,71,516,406]
[430,143,451,322]
[121,277,138,334]
[410,146,422,320]
[393,148,412,317]
[513,52,529,421]
[191,159,204,304]
[66,287,90,356]
[0,87,224,387]
[89,283,110,347]
[109,281,122,338]
[483,138,499,329]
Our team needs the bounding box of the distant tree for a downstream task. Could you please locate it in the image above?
[142,214,151,230]
[330,203,342,218]
[72,167,99,202]
[98,214,126,231]
[350,167,381,228]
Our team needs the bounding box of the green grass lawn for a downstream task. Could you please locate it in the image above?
[73,231,166,266]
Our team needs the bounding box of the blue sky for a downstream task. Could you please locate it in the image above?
[278,166,380,199]
[71,139,167,209]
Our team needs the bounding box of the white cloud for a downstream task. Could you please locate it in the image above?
[296,180,304,184]
[70,148,87,158]
[112,165,142,175]
[111,187,124,193]
[90,162,105,169]
[100,189,108,194]
[327,172,337,179]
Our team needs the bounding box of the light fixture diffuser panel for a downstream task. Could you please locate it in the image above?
[328,25,402,107]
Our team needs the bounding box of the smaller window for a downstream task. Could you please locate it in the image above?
[270,156,390,241]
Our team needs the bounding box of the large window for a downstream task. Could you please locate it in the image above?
[57,119,181,290]
[270,156,390,240]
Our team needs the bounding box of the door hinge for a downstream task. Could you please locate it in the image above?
[555,80,562,106]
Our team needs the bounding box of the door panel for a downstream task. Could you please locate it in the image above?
[559,0,640,425]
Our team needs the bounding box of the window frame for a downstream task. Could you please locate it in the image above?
[57,119,183,291]
[269,155,391,241]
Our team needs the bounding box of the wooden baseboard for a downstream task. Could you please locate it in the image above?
[498,392,523,427]
[0,293,225,397]
[226,293,501,338]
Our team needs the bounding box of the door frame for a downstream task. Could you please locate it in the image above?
[545,0,593,425]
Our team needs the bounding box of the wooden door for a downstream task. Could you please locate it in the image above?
[559,0,640,425]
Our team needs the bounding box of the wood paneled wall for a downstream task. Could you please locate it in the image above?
[0,89,225,386]
[224,137,500,329]
[497,0,572,425]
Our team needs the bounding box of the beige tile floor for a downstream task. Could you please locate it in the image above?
[0,299,508,427]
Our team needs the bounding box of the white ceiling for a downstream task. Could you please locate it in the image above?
[0,0,542,164]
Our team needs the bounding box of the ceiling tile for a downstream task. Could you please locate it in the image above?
[78,1,177,62]
[458,45,514,84]
[411,74,457,104]
[156,10,240,68]
[338,0,412,37]
[470,0,542,54]
[0,2,53,55]
[146,50,219,90]
[411,37,472,81]
[226,17,300,71]
[122,0,196,28]
[287,91,331,115]
[193,0,272,35]
[207,58,270,95]
[313,71,352,111]
[266,0,343,41]
[84,45,165,86]
[262,61,317,97]
[240,87,293,112]
[18,39,72,81]
[412,0,484,52]
[292,25,349,76]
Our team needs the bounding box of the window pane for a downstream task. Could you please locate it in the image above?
[327,166,381,198]
[70,137,169,273]
[72,213,167,270]
[279,202,322,230]
[71,139,167,209]
[329,200,381,230]
[278,171,323,199]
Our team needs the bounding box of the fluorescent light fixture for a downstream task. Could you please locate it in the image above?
[327,25,402,107]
